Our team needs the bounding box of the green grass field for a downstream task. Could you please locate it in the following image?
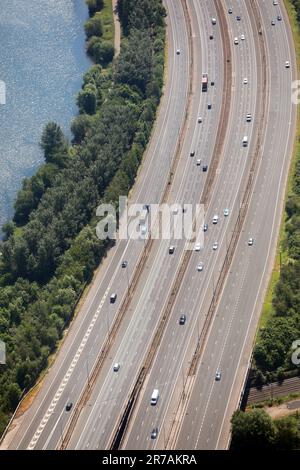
[99,0,114,46]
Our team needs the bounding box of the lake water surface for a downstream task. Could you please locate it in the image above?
[0,0,91,229]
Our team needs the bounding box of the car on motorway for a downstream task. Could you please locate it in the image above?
[248,237,254,246]
[198,116,202,123]
[113,363,120,372]
[243,136,248,147]
[246,113,252,122]
[190,150,195,157]
[211,17,216,25]
[176,49,180,55]
[140,224,147,235]
[203,164,208,172]
[179,314,187,325]
[211,80,215,86]
[208,103,212,109]
[150,389,159,406]
[209,34,213,40]
[241,34,245,40]
[228,8,233,14]
[223,208,229,217]
[236,15,241,21]
[66,402,73,411]
[277,15,282,21]
[194,243,201,252]
[169,245,175,254]
[151,427,159,439]
[273,0,278,5]
[213,215,219,224]
[243,77,248,84]
[203,223,208,232]
[121,260,128,268]
[285,60,290,68]
[196,159,201,166]
[215,371,222,381]
[197,263,204,272]
[271,20,275,26]
[110,293,117,303]
[234,37,239,45]
[213,242,218,251]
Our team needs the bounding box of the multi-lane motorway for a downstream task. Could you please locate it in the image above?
[5,0,297,451]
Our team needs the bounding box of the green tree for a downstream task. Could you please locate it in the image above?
[86,0,104,17]
[84,13,103,39]
[87,37,114,66]
[40,122,68,166]
[275,415,300,450]
[71,114,93,143]
[6,383,21,409]
[77,86,97,114]
[231,409,277,450]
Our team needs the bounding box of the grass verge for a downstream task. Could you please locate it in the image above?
[99,0,114,46]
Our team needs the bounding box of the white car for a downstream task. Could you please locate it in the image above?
[213,242,218,251]
[243,77,248,84]
[285,60,290,68]
[140,224,147,235]
[241,34,245,40]
[198,116,202,123]
[273,0,278,5]
[248,237,254,246]
[196,159,201,166]
[212,17,217,25]
[194,243,201,252]
[197,263,204,272]
[113,363,120,372]
[176,49,181,55]
[224,208,229,216]
[246,113,252,122]
[234,37,239,45]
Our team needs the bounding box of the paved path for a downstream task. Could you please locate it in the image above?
[112,0,121,57]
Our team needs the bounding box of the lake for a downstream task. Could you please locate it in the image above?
[0,0,91,230]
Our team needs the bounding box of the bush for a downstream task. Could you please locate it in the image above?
[86,0,104,17]
[84,13,103,39]
[87,37,114,66]
[77,85,97,114]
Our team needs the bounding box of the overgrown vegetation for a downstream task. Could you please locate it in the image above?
[252,0,300,385]
[0,0,166,434]
[231,409,300,450]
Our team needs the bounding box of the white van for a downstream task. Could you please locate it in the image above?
[151,389,159,406]
[213,215,219,224]
[242,136,248,147]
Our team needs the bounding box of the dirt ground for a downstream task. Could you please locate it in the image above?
[264,399,300,419]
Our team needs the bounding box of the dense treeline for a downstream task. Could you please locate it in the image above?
[0,0,166,434]
[252,1,300,383]
[231,409,300,450]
